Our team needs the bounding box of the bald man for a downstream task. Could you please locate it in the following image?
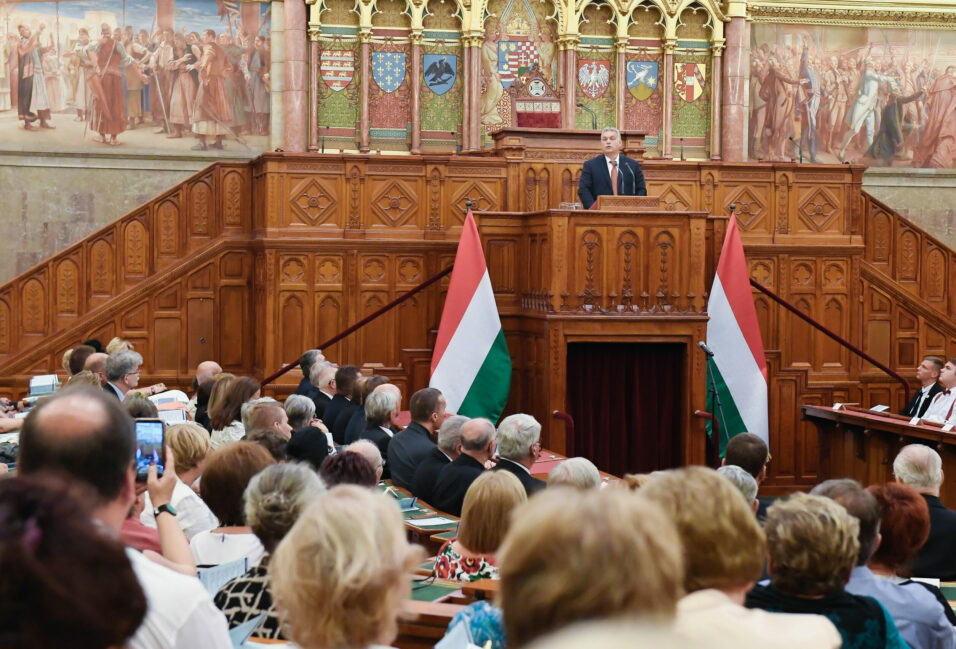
[188,360,222,417]
[84,352,109,386]
[431,418,497,515]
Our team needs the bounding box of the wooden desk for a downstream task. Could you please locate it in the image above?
[461,578,499,601]
[396,599,465,649]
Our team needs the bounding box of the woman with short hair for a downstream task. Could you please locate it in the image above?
[435,470,526,582]
[547,457,601,490]
[271,485,423,649]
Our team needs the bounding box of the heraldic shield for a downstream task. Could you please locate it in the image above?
[372,52,407,93]
[626,61,658,101]
[577,60,611,99]
[675,62,706,102]
[423,54,457,95]
[320,49,355,91]
[497,41,538,90]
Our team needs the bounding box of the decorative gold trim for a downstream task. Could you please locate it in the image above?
[747,4,956,29]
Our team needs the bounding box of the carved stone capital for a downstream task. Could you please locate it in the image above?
[409,31,424,45]
[711,39,725,56]
[308,26,322,41]
[556,36,579,50]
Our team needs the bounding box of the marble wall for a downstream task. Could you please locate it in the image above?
[862,168,956,248]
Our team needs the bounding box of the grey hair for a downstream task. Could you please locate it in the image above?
[461,418,496,452]
[299,349,323,374]
[242,397,279,431]
[438,415,469,454]
[893,444,943,490]
[717,465,758,504]
[284,394,316,431]
[244,462,325,553]
[308,360,332,387]
[345,439,383,471]
[365,387,400,426]
[548,457,601,489]
[496,413,541,461]
[601,126,621,139]
[105,350,143,382]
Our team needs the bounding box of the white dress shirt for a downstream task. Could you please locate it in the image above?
[923,388,956,424]
[141,479,218,540]
[914,384,935,416]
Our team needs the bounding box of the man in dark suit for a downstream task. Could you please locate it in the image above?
[493,413,546,497]
[901,356,944,418]
[894,444,956,579]
[293,349,324,403]
[388,387,446,490]
[104,350,144,402]
[323,364,359,442]
[309,362,337,420]
[359,384,402,479]
[339,375,390,445]
[577,126,646,209]
[432,418,497,516]
[412,414,467,504]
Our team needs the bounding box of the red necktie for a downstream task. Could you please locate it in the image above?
[610,160,618,195]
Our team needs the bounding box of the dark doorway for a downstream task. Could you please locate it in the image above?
[566,342,684,476]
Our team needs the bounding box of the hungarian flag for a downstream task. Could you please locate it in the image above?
[706,215,769,451]
[429,210,511,422]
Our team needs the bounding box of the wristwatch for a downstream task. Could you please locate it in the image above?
[153,503,177,518]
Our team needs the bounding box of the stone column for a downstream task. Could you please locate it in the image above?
[469,36,482,149]
[283,0,308,152]
[359,33,371,153]
[461,45,471,151]
[565,40,578,127]
[721,16,747,161]
[662,41,674,159]
[410,34,422,154]
[616,41,626,130]
[710,40,724,160]
[270,1,285,149]
[309,36,320,151]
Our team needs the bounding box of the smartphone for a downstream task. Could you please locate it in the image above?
[134,418,165,481]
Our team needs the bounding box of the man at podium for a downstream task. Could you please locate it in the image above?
[578,127,646,209]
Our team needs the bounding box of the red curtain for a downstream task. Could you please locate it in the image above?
[566,342,684,476]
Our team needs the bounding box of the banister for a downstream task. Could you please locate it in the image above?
[749,277,910,403]
[261,264,454,387]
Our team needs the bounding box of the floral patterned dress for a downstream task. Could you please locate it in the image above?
[433,540,498,582]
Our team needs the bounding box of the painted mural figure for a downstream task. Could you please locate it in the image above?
[798,43,821,162]
[838,49,897,162]
[241,35,269,136]
[166,32,200,139]
[0,37,11,112]
[17,24,54,130]
[147,29,176,134]
[84,23,137,144]
[760,56,799,161]
[191,29,234,151]
[867,86,923,166]
[71,29,94,121]
[912,66,956,168]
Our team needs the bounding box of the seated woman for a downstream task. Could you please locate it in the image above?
[271,485,423,649]
[191,441,275,567]
[547,457,601,490]
[0,475,147,649]
[141,422,219,539]
[745,492,908,649]
[285,394,331,470]
[435,471,526,582]
[214,463,325,639]
[209,375,259,450]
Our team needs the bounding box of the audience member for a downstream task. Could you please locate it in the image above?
[388,387,445,490]
[215,463,325,639]
[193,441,275,567]
[640,467,840,648]
[324,364,359,440]
[141,422,218,539]
[922,359,956,424]
[246,399,293,441]
[814,479,956,649]
[106,337,134,354]
[83,338,104,353]
[346,439,385,482]
[271,486,423,649]
[104,350,144,401]
[16,386,232,648]
[209,376,261,449]
[745,493,908,649]
[893,443,956,579]
[188,361,222,417]
[342,374,391,445]
[194,379,214,432]
[716,464,760,514]
[547,457,601,489]
[498,488,683,648]
[723,432,771,517]
[67,343,96,376]
[309,360,337,419]
[360,384,402,477]
[65,369,102,389]
[123,392,160,419]
[494,413,546,496]
[0,475,148,649]
[319,448,378,488]
[248,429,288,462]
[901,356,944,417]
[432,418,497,516]
[435,470,526,582]
[206,373,236,427]
[412,414,466,503]
[293,349,325,403]
[62,347,74,374]
[285,394,317,431]
[84,351,109,385]
[285,394,332,469]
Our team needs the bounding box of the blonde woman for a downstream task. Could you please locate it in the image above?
[434,470,526,582]
[271,486,423,649]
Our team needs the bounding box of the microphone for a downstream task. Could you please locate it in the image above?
[624,163,636,195]
[698,341,715,357]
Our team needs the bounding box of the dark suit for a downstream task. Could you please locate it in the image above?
[912,494,956,580]
[494,458,546,497]
[432,453,486,517]
[294,376,319,401]
[388,422,436,490]
[359,423,393,479]
[577,153,646,209]
[104,382,123,400]
[286,426,330,470]
[901,383,944,418]
[411,447,452,505]
[340,405,366,445]
[322,394,351,441]
[311,390,333,420]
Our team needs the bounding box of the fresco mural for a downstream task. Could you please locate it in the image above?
[0,0,271,152]
[751,24,956,168]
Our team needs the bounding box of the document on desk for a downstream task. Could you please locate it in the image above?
[410,516,457,527]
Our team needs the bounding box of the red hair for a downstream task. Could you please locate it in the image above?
[865,482,930,575]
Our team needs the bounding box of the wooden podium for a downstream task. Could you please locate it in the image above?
[591,195,660,211]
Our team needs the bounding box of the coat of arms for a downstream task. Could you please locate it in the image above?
[423,54,457,95]
[320,49,355,91]
[627,61,658,101]
[372,51,406,93]
[675,62,706,103]
[497,41,538,90]
[577,60,611,99]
